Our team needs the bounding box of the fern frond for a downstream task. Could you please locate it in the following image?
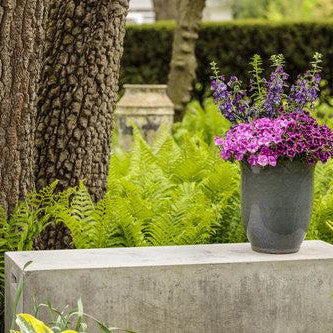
[50,182,96,249]
[108,150,131,183]
[107,197,147,247]
[201,161,239,203]
[128,126,156,177]
[152,125,173,154]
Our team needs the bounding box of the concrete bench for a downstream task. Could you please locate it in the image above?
[5,240,333,332]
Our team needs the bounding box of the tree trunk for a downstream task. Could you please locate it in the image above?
[34,0,129,249]
[152,0,180,20]
[0,0,47,215]
[167,0,206,121]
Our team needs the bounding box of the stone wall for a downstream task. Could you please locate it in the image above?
[5,241,333,332]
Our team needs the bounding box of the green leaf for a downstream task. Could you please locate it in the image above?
[75,298,83,331]
[11,261,33,330]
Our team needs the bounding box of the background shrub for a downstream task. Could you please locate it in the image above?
[121,20,333,102]
[232,0,333,21]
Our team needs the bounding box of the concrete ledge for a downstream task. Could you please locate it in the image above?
[5,240,333,332]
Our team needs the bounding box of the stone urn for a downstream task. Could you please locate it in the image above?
[115,84,174,149]
[241,159,315,254]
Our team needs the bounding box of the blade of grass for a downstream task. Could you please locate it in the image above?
[10,261,33,330]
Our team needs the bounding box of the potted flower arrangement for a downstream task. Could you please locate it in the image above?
[212,53,333,254]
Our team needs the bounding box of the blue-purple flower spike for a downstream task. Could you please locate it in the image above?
[211,53,323,123]
[263,64,289,118]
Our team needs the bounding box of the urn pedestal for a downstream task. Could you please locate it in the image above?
[116,84,174,149]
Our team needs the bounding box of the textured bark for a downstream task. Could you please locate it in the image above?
[152,0,180,20]
[167,0,206,121]
[36,0,129,197]
[33,222,73,250]
[34,0,129,249]
[0,0,47,215]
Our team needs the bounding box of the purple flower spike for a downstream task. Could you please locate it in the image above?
[263,65,288,118]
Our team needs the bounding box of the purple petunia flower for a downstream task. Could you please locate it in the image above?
[215,111,333,167]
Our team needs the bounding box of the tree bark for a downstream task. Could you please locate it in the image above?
[0,0,47,215]
[167,0,206,121]
[152,0,180,21]
[34,0,129,249]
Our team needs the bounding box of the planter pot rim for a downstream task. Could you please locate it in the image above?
[240,158,315,170]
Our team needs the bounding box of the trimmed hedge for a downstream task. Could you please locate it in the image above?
[121,22,175,86]
[121,20,333,99]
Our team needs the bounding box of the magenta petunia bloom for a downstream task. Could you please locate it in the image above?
[215,111,333,167]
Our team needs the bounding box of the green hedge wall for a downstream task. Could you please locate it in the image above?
[121,20,333,99]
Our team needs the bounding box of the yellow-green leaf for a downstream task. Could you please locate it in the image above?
[16,314,53,333]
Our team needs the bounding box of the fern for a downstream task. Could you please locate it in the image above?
[47,122,240,250]
[0,181,73,330]
[307,160,333,243]
[173,99,231,146]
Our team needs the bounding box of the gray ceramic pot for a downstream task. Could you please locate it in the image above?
[241,159,315,254]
